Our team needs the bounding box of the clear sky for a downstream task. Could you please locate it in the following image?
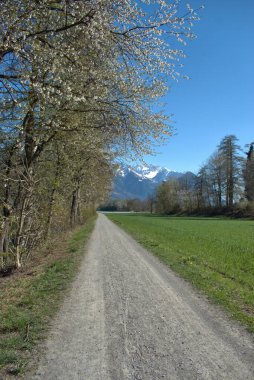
[144,0,254,173]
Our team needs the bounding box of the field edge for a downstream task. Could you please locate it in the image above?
[107,213,254,334]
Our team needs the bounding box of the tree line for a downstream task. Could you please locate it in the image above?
[156,135,254,215]
[0,0,200,269]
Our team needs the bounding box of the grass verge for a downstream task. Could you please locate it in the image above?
[0,216,96,377]
[107,213,254,333]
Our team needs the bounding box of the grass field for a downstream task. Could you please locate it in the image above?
[107,213,254,332]
[0,216,96,377]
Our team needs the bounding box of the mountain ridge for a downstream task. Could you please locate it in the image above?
[111,164,193,200]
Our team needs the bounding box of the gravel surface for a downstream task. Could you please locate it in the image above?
[31,213,254,380]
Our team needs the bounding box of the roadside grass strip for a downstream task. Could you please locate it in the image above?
[0,217,96,377]
[107,213,254,332]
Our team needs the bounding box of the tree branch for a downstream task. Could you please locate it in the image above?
[0,49,13,63]
[27,9,96,38]
[0,74,22,80]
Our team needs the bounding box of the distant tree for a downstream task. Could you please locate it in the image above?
[244,143,254,202]
[125,199,142,212]
[196,152,225,210]
[206,152,224,208]
[147,195,156,214]
[156,179,181,214]
[217,135,243,209]
[195,165,211,209]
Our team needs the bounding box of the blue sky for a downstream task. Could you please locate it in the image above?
[144,0,254,173]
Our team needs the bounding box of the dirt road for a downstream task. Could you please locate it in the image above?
[32,213,254,379]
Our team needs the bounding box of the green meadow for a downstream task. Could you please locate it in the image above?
[107,213,254,332]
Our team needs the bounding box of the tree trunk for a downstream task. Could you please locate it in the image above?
[45,150,61,238]
[70,186,81,227]
[15,195,29,268]
[14,92,37,268]
[0,146,16,268]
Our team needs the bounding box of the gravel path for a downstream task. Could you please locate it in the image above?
[32,213,254,380]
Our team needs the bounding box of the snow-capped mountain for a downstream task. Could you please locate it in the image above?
[111,164,185,200]
[133,165,183,183]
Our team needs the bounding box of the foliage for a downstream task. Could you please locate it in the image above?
[0,0,200,267]
[155,135,251,215]
[217,135,243,208]
[156,179,181,213]
[244,143,254,201]
[108,213,254,332]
